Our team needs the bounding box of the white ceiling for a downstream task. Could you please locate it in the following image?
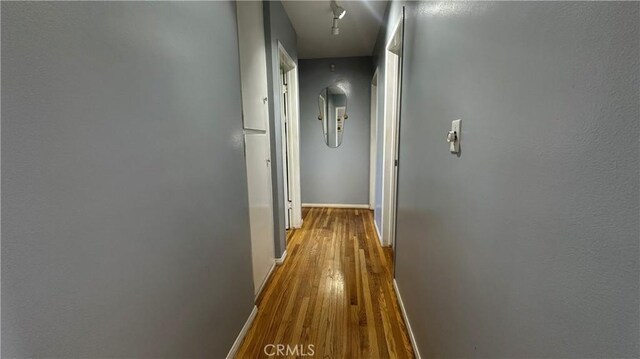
[282,1,388,59]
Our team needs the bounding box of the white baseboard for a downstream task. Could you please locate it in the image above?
[374,220,384,246]
[393,279,422,359]
[254,262,275,299]
[291,215,303,229]
[275,250,287,265]
[302,203,370,209]
[291,220,303,229]
[226,305,258,359]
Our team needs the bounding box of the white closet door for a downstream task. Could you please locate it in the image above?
[237,1,269,131]
[244,133,275,294]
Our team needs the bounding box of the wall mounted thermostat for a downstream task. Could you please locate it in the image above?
[447,119,461,154]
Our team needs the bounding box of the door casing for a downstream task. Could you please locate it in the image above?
[278,43,302,229]
[381,13,404,251]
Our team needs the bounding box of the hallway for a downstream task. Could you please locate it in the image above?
[2,1,638,357]
[237,208,415,358]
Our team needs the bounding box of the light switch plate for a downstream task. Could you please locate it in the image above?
[450,119,461,153]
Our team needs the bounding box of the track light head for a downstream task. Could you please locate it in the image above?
[331,1,346,19]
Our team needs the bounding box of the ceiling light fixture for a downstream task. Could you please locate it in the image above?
[331,1,346,19]
[330,1,345,35]
[331,18,340,35]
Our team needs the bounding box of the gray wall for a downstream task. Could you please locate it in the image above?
[299,57,372,205]
[1,2,255,357]
[264,0,297,256]
[374,1,640,357]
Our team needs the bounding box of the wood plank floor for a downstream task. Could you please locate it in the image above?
[236,207,415,358]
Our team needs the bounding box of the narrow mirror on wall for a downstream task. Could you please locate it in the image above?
[317,84,348,148]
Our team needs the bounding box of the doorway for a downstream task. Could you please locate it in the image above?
[381,12,404,251]
[278,43,302,230]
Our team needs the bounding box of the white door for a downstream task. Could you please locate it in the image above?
[244,133,275,294]
[237,2,275,295]
[237,1,269,131]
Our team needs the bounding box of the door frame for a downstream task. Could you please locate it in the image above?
[369,69,378,210]
[381,15,404,249]
[279,66,291,230]
[277,42,302,229]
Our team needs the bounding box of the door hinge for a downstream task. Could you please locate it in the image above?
[287,201,293,209]
[394,159,399,167]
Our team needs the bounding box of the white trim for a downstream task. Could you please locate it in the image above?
[226,305,258,359]
[275,250,287,265]
[279,65,290,230]
[393,280,422,359]
[277,42,303,230]
[289,69,302,229]
[381,53,398,247]
[302,203,370,209]
[374,219,383,246]
[369,69,379,211]
[381,14,404,249]
[254,261,275,300]
[386,17,404,56]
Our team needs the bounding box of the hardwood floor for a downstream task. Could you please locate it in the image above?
[236,207,415,358]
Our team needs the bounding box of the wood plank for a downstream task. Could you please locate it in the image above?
[235,207,415,358]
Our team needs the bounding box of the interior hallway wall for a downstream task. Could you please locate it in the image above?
[264,0,298,257]
[374,1,640,357]
[298,57,373,205]
[1,2,255,357]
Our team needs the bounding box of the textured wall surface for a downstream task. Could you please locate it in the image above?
[299,57,373,205]
[374,1,640,357]
[1,2,255,357]
[264,0,298,256]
